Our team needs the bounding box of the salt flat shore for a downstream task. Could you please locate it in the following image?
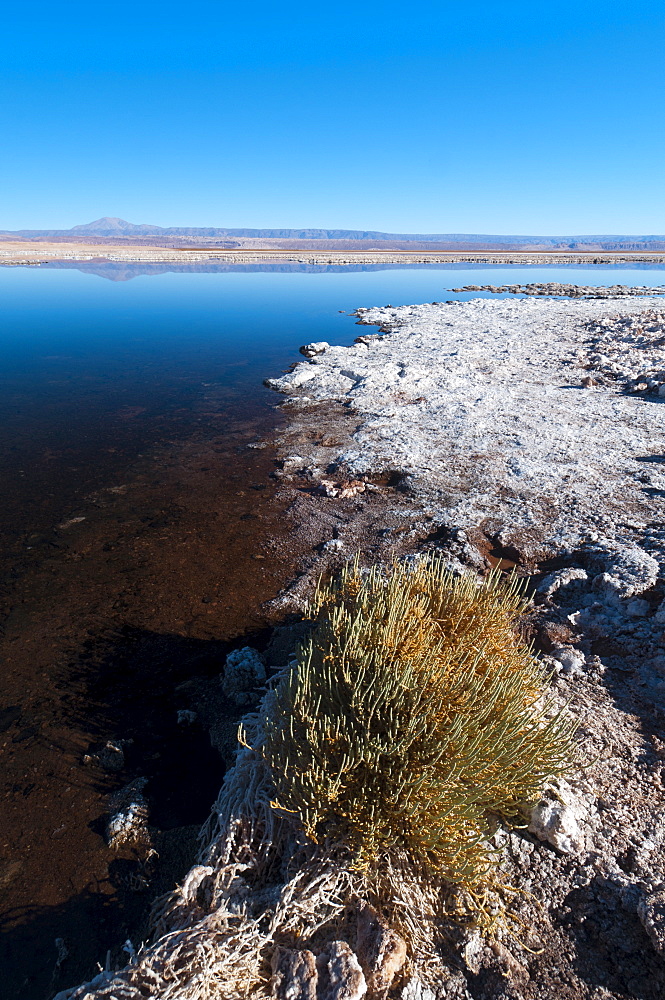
[269,297,665,558]
[57,296,665,1000]
[2,238,665,267]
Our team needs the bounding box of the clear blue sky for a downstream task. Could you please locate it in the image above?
[2,1,664,235]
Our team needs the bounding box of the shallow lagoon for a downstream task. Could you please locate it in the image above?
[3,261,664,464]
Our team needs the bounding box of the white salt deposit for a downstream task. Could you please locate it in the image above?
[268,297,665,559]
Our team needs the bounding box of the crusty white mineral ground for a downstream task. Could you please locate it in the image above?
[268,298,665,564]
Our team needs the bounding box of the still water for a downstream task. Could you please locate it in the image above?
[1,261,664,999]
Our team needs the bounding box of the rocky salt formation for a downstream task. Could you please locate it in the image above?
[450,282,665,297]
[267,296,665,561]
[221,645,267,704]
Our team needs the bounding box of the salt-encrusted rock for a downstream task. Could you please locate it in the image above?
[323,538,345,552]
[355,905,407,994]
[626,598,651,617]
[316,941,367,1000]
[586,544,659,600]
[537,567,588,598]
[527,779,588,854]
[300,341,329,357]
[550,645,586,676]
[271,946,318,1000]
[317,478,366,498]
[282,454,307,472]
[638,888,665,955]
[462,929,484,974]
[176,709,197,725]
[106,777,150,849]
[180,864,214,904]
[266,365,319,390]
[400,978,436,1000]
[222,646,266,704]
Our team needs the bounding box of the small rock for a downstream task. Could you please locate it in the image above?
[317,479,366,499]
[462,929,484,973]
[323,539,345,552]
[527,779,587,854]
[57,516,86,530]
[586,544,659,599]
[537,620,578,651]
[626,598,650,617]
[299,342,329,358]
[638,887,665,955]
[316,941,367,1000]
[355,905,407,994]
[551,645,586,676]
[271,946,318,1000]
[283,454,307,472]
[83,739,132,772]
[536,567,588,598]
[177,709,197,725]
[222,647,266,704]
[489,939,528,978]
[400,978,436,1000]
[54,936,69,970]
[106,777,150,849]
[267,365,319,390]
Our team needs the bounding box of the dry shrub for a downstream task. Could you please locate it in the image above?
[263,556,575,886]
[62,558,577,1000]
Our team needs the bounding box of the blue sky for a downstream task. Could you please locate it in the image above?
[2,1,664,235]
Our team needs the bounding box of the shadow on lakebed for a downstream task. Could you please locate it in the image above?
[1,624,277,1000]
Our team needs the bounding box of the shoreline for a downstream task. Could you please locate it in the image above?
[2,239,665,267]
[267,296,665,554]
[54,294,665,999]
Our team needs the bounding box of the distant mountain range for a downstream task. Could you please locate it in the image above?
[3,217,665,251]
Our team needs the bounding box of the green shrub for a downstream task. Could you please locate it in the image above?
[261,557,575,886]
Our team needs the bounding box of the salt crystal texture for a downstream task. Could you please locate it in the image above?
[269,298,665,560]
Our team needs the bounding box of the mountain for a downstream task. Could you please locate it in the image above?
[69,217,162,235]
[2,218,665,251]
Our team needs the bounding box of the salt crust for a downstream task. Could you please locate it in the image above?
[269,297,665,560]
